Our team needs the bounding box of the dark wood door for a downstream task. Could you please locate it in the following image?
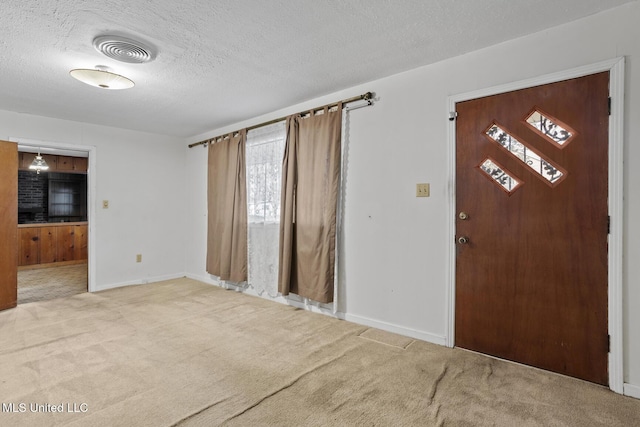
[0,140,18,311]
[455,73,609,385]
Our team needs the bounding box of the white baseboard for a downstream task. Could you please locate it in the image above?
[185,273,338,317]
[185,272,218,286]
[344,313,446,346]
[624,383,640,400]
[186,274,445,346]
[93,272,187,292]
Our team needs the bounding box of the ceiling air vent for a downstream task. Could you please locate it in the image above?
[93,35,156,64]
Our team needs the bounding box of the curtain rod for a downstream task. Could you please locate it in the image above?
[188,91,374,148]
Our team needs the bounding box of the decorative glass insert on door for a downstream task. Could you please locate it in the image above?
[525,109,575,147]
[485,123,565,186]
[478,158,522,193]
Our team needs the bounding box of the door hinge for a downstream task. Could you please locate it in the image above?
[608,334,611,352]
[608,97,612,115]
[608,215,611,234]
[449,111,458,121]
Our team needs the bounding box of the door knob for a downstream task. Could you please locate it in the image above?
[458,212,469,220]
[458,236,469,244]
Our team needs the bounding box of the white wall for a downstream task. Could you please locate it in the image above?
[185,2,640,391]
[0,111,186,290]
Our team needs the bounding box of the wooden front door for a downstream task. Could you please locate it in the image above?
[0,140,18,311]
[455,73,609,385]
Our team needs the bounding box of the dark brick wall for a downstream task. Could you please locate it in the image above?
[18,170,48,223]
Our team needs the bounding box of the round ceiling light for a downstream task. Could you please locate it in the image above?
[69,67,134,90]
[93,35,156,64]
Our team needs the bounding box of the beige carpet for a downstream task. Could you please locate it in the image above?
[18,264,87,305]
[0,278,638,426]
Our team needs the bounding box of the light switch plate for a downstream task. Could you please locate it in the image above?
[416,183,430,197]
[102,200,109,209]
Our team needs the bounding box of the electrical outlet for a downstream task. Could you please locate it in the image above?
[136,254,142,263]
[416,183,430,197]
[102,200,109,209]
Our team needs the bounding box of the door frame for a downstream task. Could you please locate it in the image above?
[10,137,97,294]
[445,57,625,393]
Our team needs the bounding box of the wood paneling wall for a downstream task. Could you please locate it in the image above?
[18,153,88,173]
[18,223,88,267]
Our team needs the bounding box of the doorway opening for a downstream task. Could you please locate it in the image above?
[15,142,94,305]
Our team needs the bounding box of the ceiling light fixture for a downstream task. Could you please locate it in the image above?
[69,65,134,90]
[29,151,49,174]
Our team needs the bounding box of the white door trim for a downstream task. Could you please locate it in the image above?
[445,57,625,394]
[10,137,97,294]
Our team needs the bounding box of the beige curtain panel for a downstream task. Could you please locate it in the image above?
[279,105,342,303]
[207,130,248,283]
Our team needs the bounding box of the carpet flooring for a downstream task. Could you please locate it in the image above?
[17,264,87,305]
[0,277,638,426]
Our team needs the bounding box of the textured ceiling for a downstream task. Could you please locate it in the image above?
[0,0,635,138]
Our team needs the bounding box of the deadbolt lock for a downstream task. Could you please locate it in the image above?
[459,212,469,220]
[458,236,469,244]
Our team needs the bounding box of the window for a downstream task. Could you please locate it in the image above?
[478,157,522,193]
[48,172,87,222]
[246,121,286,296]
[525,108,575,147]
[485,122,565,186]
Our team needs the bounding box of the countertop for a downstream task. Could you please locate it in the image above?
[18,222,88,228]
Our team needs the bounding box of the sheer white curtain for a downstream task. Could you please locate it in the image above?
[246,121,286,297]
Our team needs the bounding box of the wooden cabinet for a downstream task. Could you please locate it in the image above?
[40,226,58,264]
[18,225,40,266]
[75,224,88,260]
[18,153,87,173]
[57,225,75,262]
[73,157,88,172]
[56,156,74,171]
[18,223,88,267]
